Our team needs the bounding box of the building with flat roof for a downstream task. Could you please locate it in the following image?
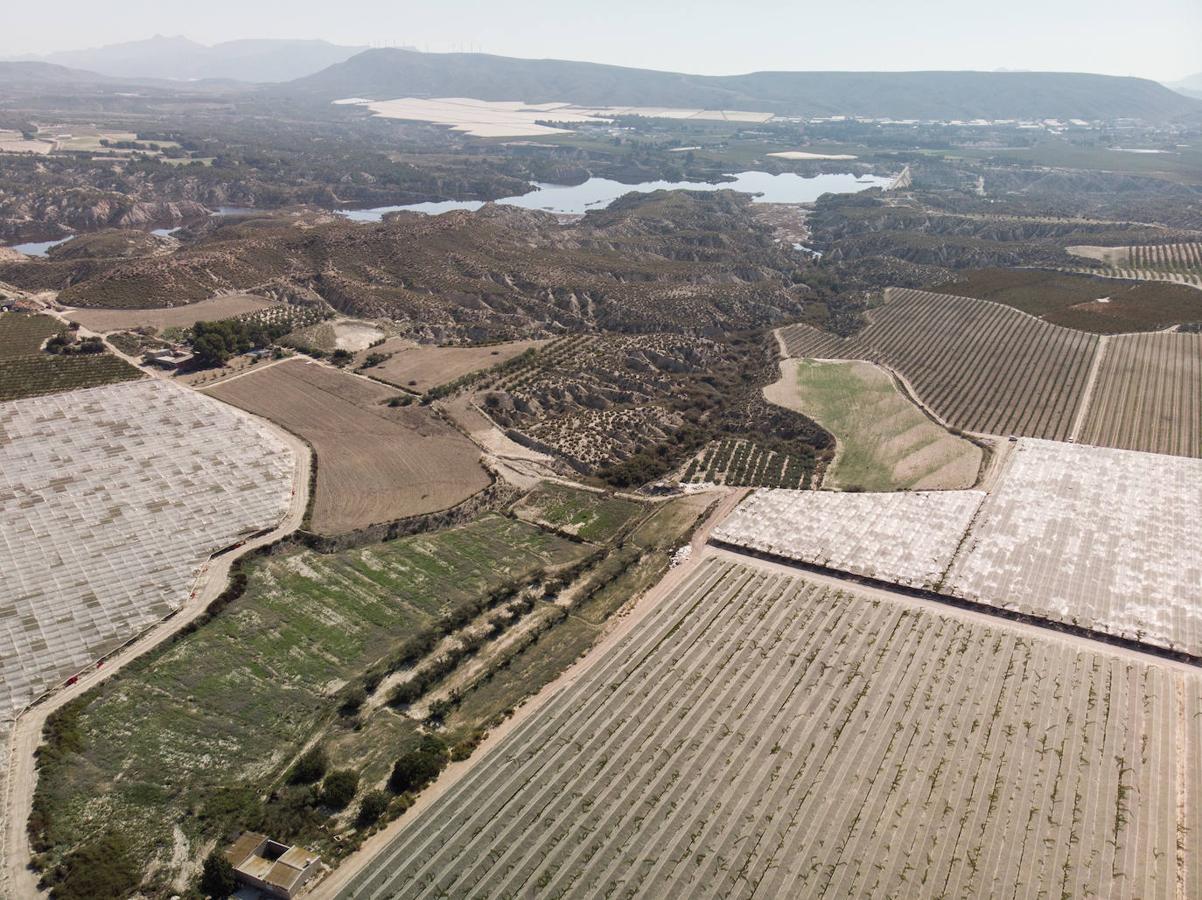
[225,832,320,899]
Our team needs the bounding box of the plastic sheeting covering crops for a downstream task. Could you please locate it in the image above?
[945,438,1202,653]
[713,488,985,588]
[716,439,1202,656]
[0,379,294,726]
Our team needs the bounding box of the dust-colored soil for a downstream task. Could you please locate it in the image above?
[64,293,277,333]
[207,359,490,534]
[359,339,547,394]
[765,358,981,491]
[332,320,385,351]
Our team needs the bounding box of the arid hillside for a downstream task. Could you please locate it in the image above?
[0,192,813,341]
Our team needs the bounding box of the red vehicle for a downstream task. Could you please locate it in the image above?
[65,675,78,686]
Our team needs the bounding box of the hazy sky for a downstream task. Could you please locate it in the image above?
[4,0,1200,82]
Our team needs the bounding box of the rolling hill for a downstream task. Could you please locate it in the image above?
[16,36,371,83]
[285,49,1202,122]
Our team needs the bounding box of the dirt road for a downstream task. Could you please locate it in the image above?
[0,423,311,900]
[307,486,745,900]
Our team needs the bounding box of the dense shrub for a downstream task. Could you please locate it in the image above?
[288,746,329,785]
[320,769,360,809]
[47,830,139,900]
[356,790,391,827]
[389,735,448,794]
[199,850,237,899]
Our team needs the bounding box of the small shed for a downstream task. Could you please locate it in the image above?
[225,832,320,899]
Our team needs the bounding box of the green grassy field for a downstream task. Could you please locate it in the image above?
[511,482,646,543]
[442,493,713,745]
[772,359,981,491]
[32,516,587,894]
[934,268,1202,333]
[0,313,143,401]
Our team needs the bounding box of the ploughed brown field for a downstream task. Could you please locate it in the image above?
[65,293,278,333]
[358,338,548,394]
[207,359,490,534]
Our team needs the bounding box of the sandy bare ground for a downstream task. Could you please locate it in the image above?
[207,359,490,534]
[306,487,742,900]
[1067,245,1131,265]
[360,339,547,394]
[0,422,310,900]
[64,293,277,333]
[332,320,385,352]
[341,97,773,137]
[767,150,857,160]
[438,394,562,489]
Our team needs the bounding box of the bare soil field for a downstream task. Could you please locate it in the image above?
[359,338,546,394]
[64,293,278,333]
[339,557,1198,899]
[207,359,490,534]
[1080,331,1202,457]
[765,358,981,490]
[779,288,1100,440]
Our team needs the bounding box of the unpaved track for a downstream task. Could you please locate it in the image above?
[307,487,744,900]
[0,423,311,900]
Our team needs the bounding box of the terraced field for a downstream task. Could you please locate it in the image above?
[511,482,645,543]
[340,558,1199,900]
[1080,332,1202,457]
[778,289,1099,440]
[358,338,546,394]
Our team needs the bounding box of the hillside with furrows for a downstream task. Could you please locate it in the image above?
[0,192,814,338]
[471,330,832,483]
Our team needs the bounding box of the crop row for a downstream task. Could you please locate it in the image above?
[681,438,813,490]
[0,353,143,402]
[235,303,329,333]
[338,558,1198,899]
[1129,242,1202,273]
[1082,332,1202,457]
[780,289,1098,440]
[484,335,596,392]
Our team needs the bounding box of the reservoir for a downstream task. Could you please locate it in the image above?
[339,171,892,221]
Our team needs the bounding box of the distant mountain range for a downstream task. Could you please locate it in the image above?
[284,49,1202,123]
[1168,72,1202,100]
[12,36,370,83]
[2,42,1198,123]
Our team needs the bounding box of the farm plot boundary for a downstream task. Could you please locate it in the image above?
[336,557,1199,900]
[779,288,1201,457]
[206,359,490,534]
